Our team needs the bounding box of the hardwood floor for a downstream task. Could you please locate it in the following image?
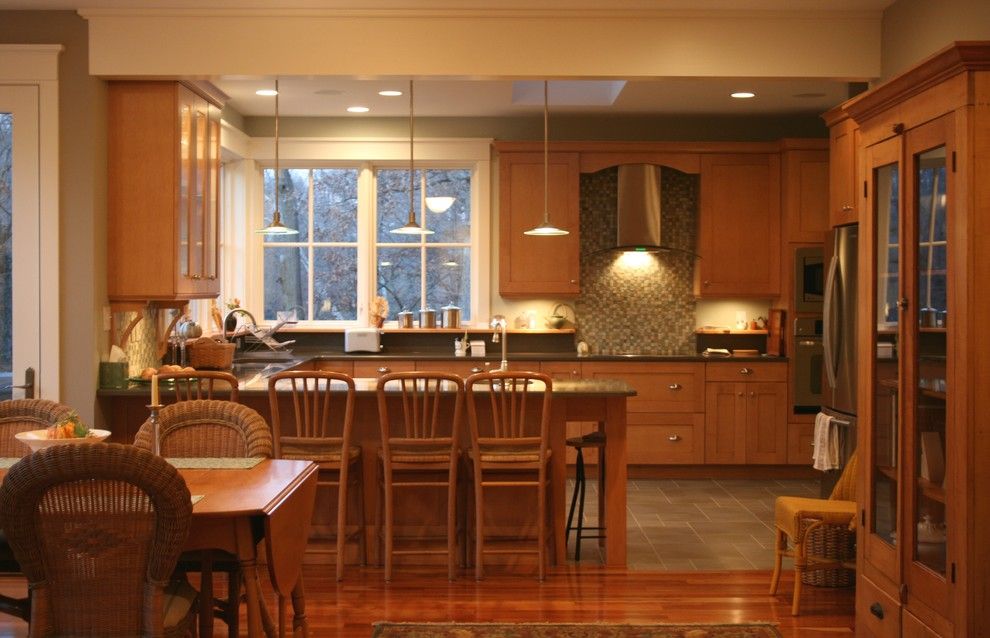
[0,565,855,637]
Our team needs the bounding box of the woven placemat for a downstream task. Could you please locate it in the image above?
[166,457,265,469]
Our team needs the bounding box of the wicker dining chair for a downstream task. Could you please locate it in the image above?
[0,443,197,637]
[465,370,554,581]
[770,450,859,615]
[155,371,240,404]
[376,372,464,581]
[0,398,76,622]
[268,370,364,581]
[134,399,273,637]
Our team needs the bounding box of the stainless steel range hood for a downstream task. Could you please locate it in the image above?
[616,164,665,252]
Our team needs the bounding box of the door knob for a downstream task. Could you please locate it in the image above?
[0,367,35,399]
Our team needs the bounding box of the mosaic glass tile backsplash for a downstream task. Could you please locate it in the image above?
[575,167,699,355]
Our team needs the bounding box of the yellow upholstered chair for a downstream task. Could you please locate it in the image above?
[770,450,858,615]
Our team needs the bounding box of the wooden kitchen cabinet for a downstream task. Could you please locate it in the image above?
[823,110,859,228]
[496,150,581,297]
[781,147,829,243]
[846,42,990,638]
[696,153,781,297]
[583,362,706,465]
[108,81,223,302]
[704,363,787,464]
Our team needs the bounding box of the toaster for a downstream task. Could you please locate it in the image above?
[344,328,382,353]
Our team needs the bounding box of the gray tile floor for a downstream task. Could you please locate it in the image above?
[565,477,819,570]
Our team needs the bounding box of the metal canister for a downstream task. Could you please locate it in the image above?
[418,308,437,328]
[397,311,414,329]
[441,305,461,329]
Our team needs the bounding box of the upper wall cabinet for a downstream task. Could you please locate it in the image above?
[696,153,781,297]
[108,81,223,302]
[781,147,828,243]
[823,109,859,228]
[497,150,581,297]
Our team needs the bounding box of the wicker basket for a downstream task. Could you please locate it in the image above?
[802,524,856,587]
[186,337,235,370]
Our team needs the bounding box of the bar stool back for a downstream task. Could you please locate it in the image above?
[156,371,239,403]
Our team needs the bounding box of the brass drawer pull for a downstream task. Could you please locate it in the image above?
[377,367,391,374]
[668,383,682,390]
[668,434,681,442]
[739,367,753,375]
[841,205,854,212]
[471,367,483,374]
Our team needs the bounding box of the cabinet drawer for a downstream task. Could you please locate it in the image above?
[705,362,786,383]
[584,363,705,413]
[857,575,901,638]
[289,359,354,376]
[902,609,945,638]
[627,413,705,465]
[415,360,523,377]
[541,362,583,380]
[352,360,416,378]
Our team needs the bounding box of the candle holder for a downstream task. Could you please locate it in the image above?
[146,403,163,456]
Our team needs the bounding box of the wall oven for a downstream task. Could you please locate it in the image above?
[793,317,823,413]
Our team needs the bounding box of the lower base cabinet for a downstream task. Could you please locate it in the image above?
[856,574,902,638]
[704,380,787,464]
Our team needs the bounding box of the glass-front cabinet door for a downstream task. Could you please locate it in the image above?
[863,136,902,581]
[903,115,954,617]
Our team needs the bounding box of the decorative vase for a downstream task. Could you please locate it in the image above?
[224,312,238,333]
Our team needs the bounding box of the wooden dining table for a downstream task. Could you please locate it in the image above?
[0,457,319,638]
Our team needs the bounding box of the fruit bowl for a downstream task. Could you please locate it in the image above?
[15,429,111,453]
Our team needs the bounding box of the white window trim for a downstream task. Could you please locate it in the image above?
[225,136,491,328]
[0,45,62,400]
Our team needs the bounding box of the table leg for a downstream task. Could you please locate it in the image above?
[603,396,627,566]
[291,578,309,638]
[235,519,265,638]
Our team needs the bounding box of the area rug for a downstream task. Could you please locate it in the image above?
[372,622,782,638]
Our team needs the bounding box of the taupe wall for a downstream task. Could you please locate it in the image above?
[881,0,990,79]
[0,11,106,426]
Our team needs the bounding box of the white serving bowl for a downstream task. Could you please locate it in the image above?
[14,429,111,453]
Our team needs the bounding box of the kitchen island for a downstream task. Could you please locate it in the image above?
[99,369,636,567]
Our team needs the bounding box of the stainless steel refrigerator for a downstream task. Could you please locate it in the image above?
[820,223,858,493]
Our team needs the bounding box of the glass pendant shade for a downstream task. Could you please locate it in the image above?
[524,80,569,237]
[390,79,433,235]
[425,196,456,213]
[257,78,298,235]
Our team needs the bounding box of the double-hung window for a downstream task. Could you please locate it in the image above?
[249,138,490,326]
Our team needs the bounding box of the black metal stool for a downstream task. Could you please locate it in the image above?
[564,430,606,561]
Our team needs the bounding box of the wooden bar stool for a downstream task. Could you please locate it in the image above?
[564,431,606,561]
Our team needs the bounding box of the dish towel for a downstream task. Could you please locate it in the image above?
[812,412,842,471]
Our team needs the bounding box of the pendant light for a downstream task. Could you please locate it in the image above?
[391,79,433,235]
[524,80,569,236]
[256,78,298,235]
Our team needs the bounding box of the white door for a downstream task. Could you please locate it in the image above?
[0,86,42,400]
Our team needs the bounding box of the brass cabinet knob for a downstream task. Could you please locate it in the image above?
[842,205,854,212]
[668,434,681,442]
[377,367,390,375]
[740,367,753,375]
[668,383,682,390]
[471,367,483,374]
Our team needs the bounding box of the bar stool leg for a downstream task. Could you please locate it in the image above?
[574,448,587,561]
[565,448,582,544]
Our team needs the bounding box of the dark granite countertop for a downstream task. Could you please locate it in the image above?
[96,350,785,398]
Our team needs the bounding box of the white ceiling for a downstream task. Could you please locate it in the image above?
[214,76,856,118]
[1,0,891,117]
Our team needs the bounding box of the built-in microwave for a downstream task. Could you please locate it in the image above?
[794,246,824,313]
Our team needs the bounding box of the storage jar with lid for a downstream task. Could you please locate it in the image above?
[441,305,461,329]
[418,308,437,328]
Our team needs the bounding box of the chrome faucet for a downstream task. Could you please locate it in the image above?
[490,315,508,372]
[222,308,258,343]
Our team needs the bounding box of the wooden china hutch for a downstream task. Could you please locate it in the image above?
[833,42,990,637]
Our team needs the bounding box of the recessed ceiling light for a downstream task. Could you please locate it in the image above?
[379,90,403,97]
[256,89,278,96]
[730,92,756,99]
[347,106,370,113]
